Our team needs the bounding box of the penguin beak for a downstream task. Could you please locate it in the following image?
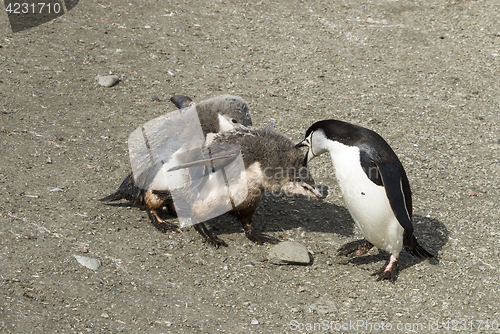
[294,140,307,149]
[295,139,315,165]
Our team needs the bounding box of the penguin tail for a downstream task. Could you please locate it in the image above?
[403,230,434,258]
[99,173,146,207]
[99,191,124,202]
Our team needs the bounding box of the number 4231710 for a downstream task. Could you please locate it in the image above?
[443,319,499,331]
[5,2,62,14]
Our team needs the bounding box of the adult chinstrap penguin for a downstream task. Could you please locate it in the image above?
[296,119,433,281]
[100,95,253,237]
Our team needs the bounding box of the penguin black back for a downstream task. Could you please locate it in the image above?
[306,119,412,217]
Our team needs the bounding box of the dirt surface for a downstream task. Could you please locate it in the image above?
[1,0,500,333]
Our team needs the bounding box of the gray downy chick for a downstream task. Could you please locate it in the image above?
[173,126,323,247]
[99,95,252,234]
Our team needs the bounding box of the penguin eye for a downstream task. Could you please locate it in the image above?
[231,118,238,124]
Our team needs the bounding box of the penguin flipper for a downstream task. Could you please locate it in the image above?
[375,161,413,232]
[170,95,194,109]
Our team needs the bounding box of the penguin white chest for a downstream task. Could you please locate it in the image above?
[326,141,404,255]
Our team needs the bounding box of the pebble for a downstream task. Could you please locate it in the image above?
[165,239,179,246]
[96,75,119,87]
[308,300,338,315]
[50,187,63,192]
[74,255,102,270]
[268,241,311,265]
[251,319,259,325]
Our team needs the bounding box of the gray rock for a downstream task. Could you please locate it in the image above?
[308,300,338,315]
[96,75,119,87]
[74,255,101,270]
[268,241,311,265]
[165,239,179,246]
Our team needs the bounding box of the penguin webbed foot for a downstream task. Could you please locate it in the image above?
[242,224,279,245]
[147,210,181,233]
[371,255,399,282]
[337,239,374,257]
[193,223,228,248]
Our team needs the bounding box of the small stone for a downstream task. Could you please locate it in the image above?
[251,319,259,325]
[144,25,151,29]
[50,187,63,192]
[268,241,311,264]
[165,239,179,246]
[96,75,119,87]
[74,255,101,270]
[46,157,52,164]
[101,313,109,318]
[309,300,338,315]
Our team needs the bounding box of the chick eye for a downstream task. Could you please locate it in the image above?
[231,118,238,124]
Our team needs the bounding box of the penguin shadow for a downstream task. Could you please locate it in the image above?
[256,192,356,237]
[198,186,356,239]
[338,214,448,273]
[102,202,178,220]
[203,191,448,277]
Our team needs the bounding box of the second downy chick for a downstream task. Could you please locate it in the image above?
[171,126,323,247]
[100,95,252,232]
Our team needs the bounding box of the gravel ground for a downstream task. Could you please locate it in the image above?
[1,0,500,333]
